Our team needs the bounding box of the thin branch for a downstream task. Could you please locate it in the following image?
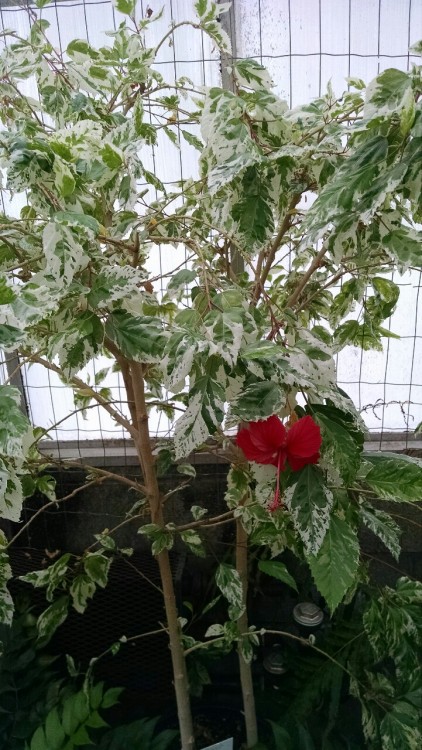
[253,194,301,303]
[7,479,105,548]
[285,243,329,309]
[155,21,200,57]
[30,355,138,441]
[173,510,234,534]
[88,626,169,673]
[120,555,164,596]
[36,455,147,495]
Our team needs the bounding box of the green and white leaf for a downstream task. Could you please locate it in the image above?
[308,515,360,612]
[215,563,244,620]
[312,404,364,483]
[173,366,224,459]
[0,468,24,523]
[284,465,334,556]
[360,503,401,561]
[105,310,168,363]
[37,596,69,642]
[69,574,96,614]
[84,551,111,588]
[224,466,250,509]
[180,529,205,557]
[364,68,415,131]
[380,701,422,750]
[362,452,422,502]
[232,381,285,421]
[42,222,88,287]
[258,559,298,592]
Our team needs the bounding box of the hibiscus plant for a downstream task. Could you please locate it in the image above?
[0,1,422,748]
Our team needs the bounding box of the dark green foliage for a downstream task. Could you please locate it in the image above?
[96,717,178,750]
[0,606,62,750]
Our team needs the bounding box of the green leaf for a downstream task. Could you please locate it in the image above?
[232,166,274,247]
[45,707,66,749]
[69,575,96,614]
[232,381,285,421]
[284,465,334,556]
[30,726,47,750]
[84,551,111,588]
[380,701,422,750]
[100,143,123,170]
[258,560,298,592]
[308,515,360,612]
[364,68,415,132]
[53,158,75,197]
[304,136,395,241]
[312,404,364,483]
[37,596,69,642]
[173,361,224,459]
[151,530,174,556]
[0,275,16,304]
[36,475,57,501]
[383,226,422,271]
[101,686,123,709]
[180,529,205,557]
[85,709,108,729]
[72,725,92,746]
[62,694,81,736]
[54,211,100,235]
[234,59,274,91]
[0,323,25,348]
[362,452,422,501]
[333,319,384,351]
[177,463,196,477]
[105,310,167,363]
[112,0,136,15]
[215,563,244,620]
[0,385,31,459]
[360,503,401,561]
[181,130,203,151]
[224,466,250,509]
[363,577,422,670]
[166,268,197,298]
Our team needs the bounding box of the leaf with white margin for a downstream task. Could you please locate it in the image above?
[0,465,24,522]
[284,465,333,556]
[215,563,244,621]
[42,222,88,287]
[360,503,401,562]
[308,514,360,612]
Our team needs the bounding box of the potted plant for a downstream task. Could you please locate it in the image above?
[0,1,421,748]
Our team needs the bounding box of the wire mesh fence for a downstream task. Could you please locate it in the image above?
[1,0,421,456]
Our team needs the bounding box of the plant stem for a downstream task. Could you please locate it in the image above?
[236,518,258,748]
[285,243,329,308]
[253,194,301,304]
[130,362,195,750]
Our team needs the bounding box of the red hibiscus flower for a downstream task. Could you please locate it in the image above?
[236,415,322,511]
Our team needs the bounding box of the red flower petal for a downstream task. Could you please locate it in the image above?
[288,451,320,472]
[237,416,286,466]
[236,428,261,461]
[249,416,286,451]
[285,416,322,469]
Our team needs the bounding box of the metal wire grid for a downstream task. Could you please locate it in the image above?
[0,0,421,453]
